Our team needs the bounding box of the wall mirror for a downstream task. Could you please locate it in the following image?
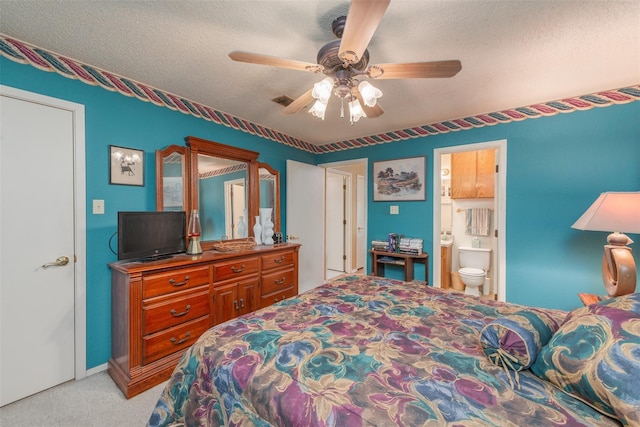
[258,163,280,232]
[186,137,259,249]
[156,145,188,212]
[156,137,281,249]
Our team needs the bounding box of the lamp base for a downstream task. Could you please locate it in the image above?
[602,244,636,296]
[186,238,202,255]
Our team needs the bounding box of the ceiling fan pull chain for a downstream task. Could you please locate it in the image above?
[340,98,345,118]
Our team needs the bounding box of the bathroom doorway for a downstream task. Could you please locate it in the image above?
[433,140,507,301]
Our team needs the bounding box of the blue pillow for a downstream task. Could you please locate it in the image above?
[532,293,640,426]
[480,308,562,371]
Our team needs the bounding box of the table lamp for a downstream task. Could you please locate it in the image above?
[186,209,202,255]
[572,192,640,296]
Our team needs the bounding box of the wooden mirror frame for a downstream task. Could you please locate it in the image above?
[185,136,260,250]
[156,137,282,249]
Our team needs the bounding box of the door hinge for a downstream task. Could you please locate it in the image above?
[495,164,499,173]
[495,229,498,238]
[343,255,347,261]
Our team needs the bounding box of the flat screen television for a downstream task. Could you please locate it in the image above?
[117,211,186,261]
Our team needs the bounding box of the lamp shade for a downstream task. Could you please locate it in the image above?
[572,192,640,233]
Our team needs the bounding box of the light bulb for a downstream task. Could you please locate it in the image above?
[308,99,328,120]
[348,99,366,123]
[311,77,334,104]
[358,80,382,107]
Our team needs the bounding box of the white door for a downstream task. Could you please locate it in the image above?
[325,171,345,273]
[356,175,366,271]
[286,160,324,293]
[0,88,84,406]
[225,179,246,238]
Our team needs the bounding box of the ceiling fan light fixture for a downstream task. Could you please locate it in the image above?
[311,77,334,104]
[358,80,382,107]
[348,98,367,123]
[309,99,328,120]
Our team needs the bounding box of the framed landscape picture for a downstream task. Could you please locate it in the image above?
[373,156,426,201]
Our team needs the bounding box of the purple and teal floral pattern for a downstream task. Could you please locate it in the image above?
[532,292,640,426]
[480,308,562,371]
[148,276,619,426]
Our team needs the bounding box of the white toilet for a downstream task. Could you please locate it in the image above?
[458,247,491,296]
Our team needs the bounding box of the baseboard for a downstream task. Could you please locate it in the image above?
[86,363,108,377]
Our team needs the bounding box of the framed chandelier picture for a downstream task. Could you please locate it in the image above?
[373,156,426,201]
[109,145,144,186]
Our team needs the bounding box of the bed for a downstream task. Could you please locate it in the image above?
[148,275,639,426]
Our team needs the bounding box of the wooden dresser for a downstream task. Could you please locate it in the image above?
[108,243,300,398]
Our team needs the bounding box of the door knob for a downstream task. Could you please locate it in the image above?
[42,256,70,268]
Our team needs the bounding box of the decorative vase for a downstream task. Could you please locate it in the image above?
[260,208,274,245]
[253,215,262,244]
[237,216,247,238]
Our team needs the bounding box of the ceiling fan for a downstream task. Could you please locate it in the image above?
[229,0,462,123]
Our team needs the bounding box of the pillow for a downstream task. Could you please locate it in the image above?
[480,308,562,372]
[531,293,640,426]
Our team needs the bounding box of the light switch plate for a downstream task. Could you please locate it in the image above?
[93,199,105,214]
[390,205,399,215]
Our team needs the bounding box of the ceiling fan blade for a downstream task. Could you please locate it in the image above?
[369,60,462,79]
[229,51,323,73]
[282,89,314,114]
[339,0,390,64]
[354,87,384,118]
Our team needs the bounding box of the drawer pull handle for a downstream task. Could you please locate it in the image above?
[274,297,279,303]
[240,298,245,309]
[234,300,239,310]
[231,264,246,273]
[274,256,285,264]
[170,331,191,346]
[170,305,191,317]
[274,277,286,285]
[168,275,190,287]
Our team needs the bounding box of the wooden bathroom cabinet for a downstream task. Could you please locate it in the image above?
[451,149,495,199]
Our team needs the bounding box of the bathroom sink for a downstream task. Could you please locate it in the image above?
[440,240,454,247]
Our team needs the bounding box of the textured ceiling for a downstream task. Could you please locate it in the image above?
[1,1,638,147]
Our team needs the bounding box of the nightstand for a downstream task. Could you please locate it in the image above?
[578,293,605,306]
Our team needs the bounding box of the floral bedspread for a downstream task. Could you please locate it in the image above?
[148,275,619,426]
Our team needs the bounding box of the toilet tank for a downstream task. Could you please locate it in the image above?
[458,247,491,271]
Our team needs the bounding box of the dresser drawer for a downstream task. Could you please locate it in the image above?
[143,266,210,299]
[261,267,295,295]
[261,251,294,271]
[213,257,259,282]
[143,288,210,335]
[143,316,210,365]
[260,287,297,309]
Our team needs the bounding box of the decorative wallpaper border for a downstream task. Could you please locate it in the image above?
[1,34,638,154]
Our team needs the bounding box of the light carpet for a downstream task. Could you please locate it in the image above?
[0,371,166,426]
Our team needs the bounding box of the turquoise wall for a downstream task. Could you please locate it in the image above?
[0,57,314,369]
[319,103,640,310]
[2,56,639,370]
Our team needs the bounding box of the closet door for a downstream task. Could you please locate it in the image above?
[1,90,78,406]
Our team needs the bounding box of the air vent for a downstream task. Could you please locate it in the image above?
[271,95,294,107]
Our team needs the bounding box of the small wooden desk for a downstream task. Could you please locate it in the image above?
[370,250,429,284]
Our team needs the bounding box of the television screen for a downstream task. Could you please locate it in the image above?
[118,211,186,261]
